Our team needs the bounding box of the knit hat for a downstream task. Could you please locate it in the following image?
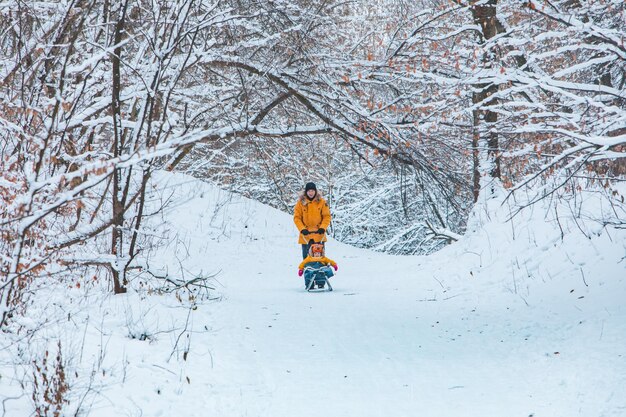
[309,242,325,257]
[305,182,317,192]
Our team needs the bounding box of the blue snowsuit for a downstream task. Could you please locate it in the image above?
[302,261,334,288]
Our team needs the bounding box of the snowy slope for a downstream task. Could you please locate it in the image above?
[1,172,625,417]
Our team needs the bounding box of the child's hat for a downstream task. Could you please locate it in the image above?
[309,242,324,257]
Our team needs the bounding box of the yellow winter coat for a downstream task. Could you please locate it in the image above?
[293,192,331,244]
[298,256,337,271]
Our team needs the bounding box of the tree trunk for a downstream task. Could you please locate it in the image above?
[470,0,504,201]
[110,0,129,294]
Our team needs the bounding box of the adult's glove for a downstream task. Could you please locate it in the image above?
[317,228,325,234]
[333,265,338,272]
[298,269,303,277]
[301,229,310,236]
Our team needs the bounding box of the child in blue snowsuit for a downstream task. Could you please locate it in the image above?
[298,242,338,290]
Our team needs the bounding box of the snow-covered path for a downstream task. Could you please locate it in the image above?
[196,246,624,417]
[135,174,626,417]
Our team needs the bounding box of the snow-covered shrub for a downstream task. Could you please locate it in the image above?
[31,342,70,417]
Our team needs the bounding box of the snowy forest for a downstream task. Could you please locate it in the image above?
[1,1,625,416]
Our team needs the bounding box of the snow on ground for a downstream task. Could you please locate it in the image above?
[1,172,625,417]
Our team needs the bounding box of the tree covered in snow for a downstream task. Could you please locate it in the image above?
[0,0,364,323]
[340,0,626,203]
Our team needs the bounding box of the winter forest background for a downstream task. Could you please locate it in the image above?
[1,0,625,416]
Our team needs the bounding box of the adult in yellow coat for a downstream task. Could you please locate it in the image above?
[293,182,331,259]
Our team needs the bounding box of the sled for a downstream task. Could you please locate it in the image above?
[304,265,333,292]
